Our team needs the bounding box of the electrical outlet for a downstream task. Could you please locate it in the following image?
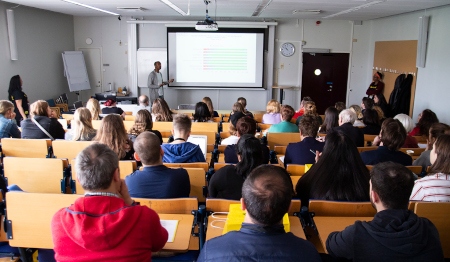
[280,63,284,69]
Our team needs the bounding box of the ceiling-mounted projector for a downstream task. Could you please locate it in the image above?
[196,0,218,31]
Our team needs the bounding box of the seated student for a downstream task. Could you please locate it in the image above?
[318,106,339,134]
[161,114,205,163]
[335,101,346,113]
[228,102,245,127]
[327,162,444,261]
[409,109,439,137]
[223,117,270,164]
[293,96,312,120]
[65,107,96,141]
[362,108,381,135]
[86,98,101,120]
[393,113,419,148]
[193,102,213,122]
[202,97,219,118]
[296,101,323,126]
[128,109,163,144]
[152,98,174,122]
[237,97,253,118]
[0,100,21,138]
[411,134,450,202]
[21,100,65,139]
[284,115,324,167]
[266,105,299,133]
[349,104,365,127]
[101,98,126,119]
[94,114,134,160]
[413,123,450,171]
[199,165,321,262]
[361,97,374,112]
[209,135,263,200]
[296,131,370,206]
[52,143,168,261]
[262,99,281,124]
[132,95,151,116]
[126,132,190,198]
[330,109,364,147]
[361,118,412,166]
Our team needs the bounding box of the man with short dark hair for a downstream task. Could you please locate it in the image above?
[331,109,364,147]
[126,131,190,198]
[284,115,324,167]
[326,161,444,261]
[148,61,174,101]
[161,114,205,163]
[361,118,412,165]
[52,143,168,261]
[197,165,321,262]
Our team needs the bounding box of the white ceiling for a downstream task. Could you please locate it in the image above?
[2,0,449,21]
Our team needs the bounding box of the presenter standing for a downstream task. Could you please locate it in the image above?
[366,71,384,98]
[147,61,174,102]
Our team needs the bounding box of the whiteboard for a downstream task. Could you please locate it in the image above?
[62,51,91,92]
[137,48,167,88]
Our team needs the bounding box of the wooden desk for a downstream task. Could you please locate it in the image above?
[159,214,194,251]
[205,215,306,240]
[315,216,373,253]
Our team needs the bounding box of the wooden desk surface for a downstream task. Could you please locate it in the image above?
[315,216,373,253]
[205,215,306,241]
[159,214,194,251]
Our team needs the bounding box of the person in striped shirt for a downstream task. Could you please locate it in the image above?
[410,134,450,202]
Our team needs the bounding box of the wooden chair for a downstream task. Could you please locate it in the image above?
[253,113,263,123]
[212,117,221,123]
[308,200,376,217]
[132,197,198,214]
[258,123,272,132]
[274,145,287,155]
[6,192,82,249]
[217,144,227,153]
[55,103,69,113]
[153,122,173,132]
[92,119,102,130]
[414,202,450,258]
[213,163,232,172]
[164,162,209,173]
[190,131,217,146]
[291,176,301,194]
[52,140,94,161]
[124,115,135,121]
[205,198,301,216]
[62,114,74,121]
[183,168,207,202]
[221,122,231,131]
[363,134,377,146]
[1,138,52,158]
[191,122,219,133]
[267,132,300,150]
[413,136,427,144]
[123,121,134,132]
[124,111,133,115]
[357,146,378,153]
[286,164,306,176]
[399,147,426,156]
[4,157,69,194]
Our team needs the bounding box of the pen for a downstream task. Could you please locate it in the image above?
[309,149,316,155]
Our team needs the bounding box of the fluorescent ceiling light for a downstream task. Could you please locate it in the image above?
[61,0,119,15]
[252,0,273,17]
[292,10,322,15]
[160,0,190,16]
[117,7,147,12]
[323,0,386,19]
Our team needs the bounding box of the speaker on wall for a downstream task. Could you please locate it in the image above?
[6,9,18,61]
[416,16,429,68]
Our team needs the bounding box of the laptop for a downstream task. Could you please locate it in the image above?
[187,135,208,159]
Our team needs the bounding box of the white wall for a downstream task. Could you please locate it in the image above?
[0,3,75,103]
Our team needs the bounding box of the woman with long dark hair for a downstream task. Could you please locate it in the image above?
[410,134,450,202]
[409,109,439,137]
[362,108,381,135]
[319,106,339,134]
[373,92,389,117]
[193,102,212,122]
[208,134,263,200]
[296,131,370,206]
[152,98,174,122]
[8,75,29,126]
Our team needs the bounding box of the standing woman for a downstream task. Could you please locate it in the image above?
[202,97,219,118]
[366,71,384,98]
[8,75,29,126]
[0,100,21,138]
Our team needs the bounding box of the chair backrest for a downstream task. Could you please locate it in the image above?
[1,138,52,158]
[212,117,221,123]
[364,134,377,146]
[191,122,218,133]
[286,164,306,176]
[206,198,301,216]
[92,120,102,130]
[291,176,301,194]
[253,113,263,123]
[414,202,450,258]
[61,114,74,121]
[267,133,300,150]
[258,123,272,132]
[52,140,94,160]
[274,145,287,155]
[221,122,231,133]
[132,197,198,214]
[6,192,82,249]
[213,163,233,172]
[217,144,227,153]
[124,115,135,121]
[357,146,378,153]
[190,131,216,147]
[123,121,134,132]
[182,168,206,202]
[164,162,209,173]
[399,147,426,156]
[413,136,427,144]
[153,122,173,132]
[4,157,69,194]
[309,200,376,217]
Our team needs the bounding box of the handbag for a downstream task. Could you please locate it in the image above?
[31,117,55,140]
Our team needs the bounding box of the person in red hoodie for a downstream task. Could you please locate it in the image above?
[51,143,168,262]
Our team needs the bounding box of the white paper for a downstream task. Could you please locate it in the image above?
[279,156,285,163]
[160,220,179,243]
